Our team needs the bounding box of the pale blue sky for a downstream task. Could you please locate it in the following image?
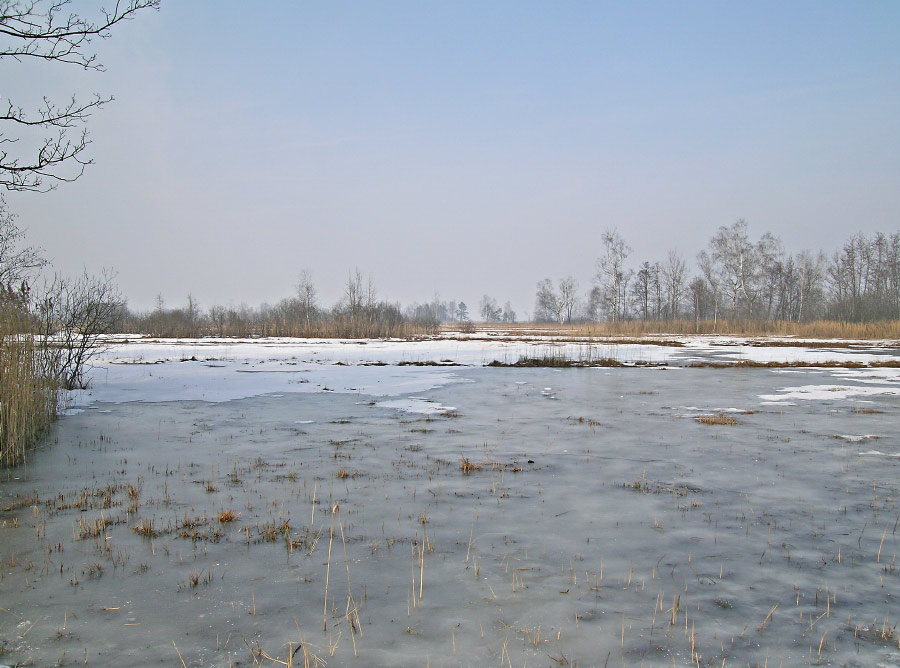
[7,1,899,315]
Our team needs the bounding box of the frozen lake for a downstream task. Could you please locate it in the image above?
[1,338,899,667]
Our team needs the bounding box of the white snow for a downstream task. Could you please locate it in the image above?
[61,334,899,410]
[834,434,880,442]
[375,398,457,415]
[758,383,900,402]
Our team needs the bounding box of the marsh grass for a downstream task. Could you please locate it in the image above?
[464,319,900,340]
[0,308,59,468]
[459,458,482,474]
[696,414,738,426]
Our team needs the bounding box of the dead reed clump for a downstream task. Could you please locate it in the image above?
[459,457,483,474]
[852,618,899,647]
[696,414,737,426]
[218,509,239,523]
[132,517,159,537]
[256,519,292,543]
[74,514,113,540]
[0,310,60,468]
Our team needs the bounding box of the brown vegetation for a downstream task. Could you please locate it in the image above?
[459,458,483,474]
[696,414,738,426]
[460,319,900,341]
[0,308,58,468]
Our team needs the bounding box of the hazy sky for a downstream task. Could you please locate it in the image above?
[5,1,899,316]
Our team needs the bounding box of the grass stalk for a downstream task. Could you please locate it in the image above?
[323,503,336,631]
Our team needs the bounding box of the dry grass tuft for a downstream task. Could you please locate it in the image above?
[218,509,239,523]
[132,517,158,537]
[696,414,737,426]
[460,457,483,474]
[853,407,884,415]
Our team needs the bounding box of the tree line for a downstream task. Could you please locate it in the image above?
[122,270,444,339]
[533,221,900,325]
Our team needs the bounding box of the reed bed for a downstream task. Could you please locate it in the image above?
[462,319,900,340]
[0,309,59,468]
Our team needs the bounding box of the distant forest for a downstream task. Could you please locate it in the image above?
[532,222,900,325]
[119,223,900,338]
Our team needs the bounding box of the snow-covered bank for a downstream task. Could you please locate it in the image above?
[66,334,900,407]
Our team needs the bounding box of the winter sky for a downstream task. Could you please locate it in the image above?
[5,1,899,317]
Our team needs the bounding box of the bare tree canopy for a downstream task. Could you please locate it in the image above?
[0,196,45,287]
[1,0,159,191]
[37,268,125,389]
[595,228,632,321]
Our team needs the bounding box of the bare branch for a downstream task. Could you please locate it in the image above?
[0,0,159,69]
[0,0,158,191]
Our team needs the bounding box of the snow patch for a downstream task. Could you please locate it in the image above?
[834,434,879,443]
[376,398,457,415]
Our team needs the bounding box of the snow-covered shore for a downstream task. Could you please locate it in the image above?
[66,333,900,407]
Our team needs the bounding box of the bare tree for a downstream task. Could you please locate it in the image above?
[631,262,652,320]
[343,269,364,316]
[455,301,469,323]
[534,278,562,323]
[0,197,45,293]
[696,250,720,324]
[557,276,578,324]
[755,232,783,320]
[1,0,159,191]
[208,303,226,337]
[687,276,711,328]
[707,220,758,318]
[661,250,687,320]
[792,251,825,322]
[595,228,632,321]
[185,293,199,329]
[38,269,124,389]
[501,301,516,323]
[296,269,318,330]
[479,294,501,322]
[827,231,900,321]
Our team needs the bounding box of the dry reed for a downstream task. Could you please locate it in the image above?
[1,307,59,468]
[457,319,900,340]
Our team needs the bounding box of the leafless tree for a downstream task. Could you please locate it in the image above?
[208,303,226,337]
[595,228,632,321]
[1,0,159,191]
[343,269,364,316]
[0,196,45,294]
[296,269,318,330]
[661,250,687,320]
[455,301,469,323]
[707,220,757,318]
[534,278,562,323]
[696,250,720,324]
[38,268,124,389]
[687,276,712,328]
[631,261,652,321]
[557,276,578,324]
[501,301,516,323]
[828,232,900,321]
[479,294,501,322]
[755,232,783,319]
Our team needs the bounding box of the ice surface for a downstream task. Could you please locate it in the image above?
[375,398,457,415]
[64,335,900,408]
[3,335,899,667]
